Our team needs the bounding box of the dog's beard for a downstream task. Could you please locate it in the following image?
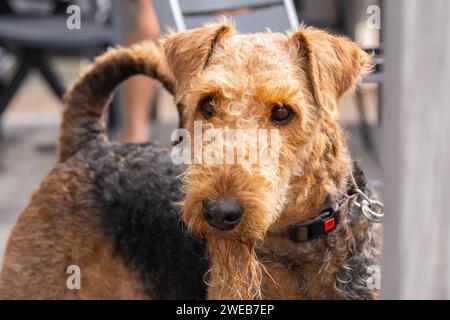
[206,237,263,300]
[182,195,270,300]
[183,200,268,300]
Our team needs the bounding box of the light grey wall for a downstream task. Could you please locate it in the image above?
[381,0,450,299]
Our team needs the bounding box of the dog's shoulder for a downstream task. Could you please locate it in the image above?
[88,141,208,299]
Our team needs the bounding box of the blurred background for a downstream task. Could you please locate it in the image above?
[0,0,448,299]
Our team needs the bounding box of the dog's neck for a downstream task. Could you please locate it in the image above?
[253,121,379,299]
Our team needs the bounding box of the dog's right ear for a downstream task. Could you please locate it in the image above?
[161,21,235,93]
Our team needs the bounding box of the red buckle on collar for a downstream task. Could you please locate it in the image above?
[288,206,339,243]
[324,217,335,231]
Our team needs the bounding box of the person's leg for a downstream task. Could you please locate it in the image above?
[121,0,160,142]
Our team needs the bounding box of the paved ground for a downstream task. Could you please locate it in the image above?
[0,59,382,264]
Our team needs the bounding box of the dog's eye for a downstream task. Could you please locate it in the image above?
[270,105,294,124]
[199,96,215,119]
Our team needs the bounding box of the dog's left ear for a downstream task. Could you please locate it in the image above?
[289,27,372,116]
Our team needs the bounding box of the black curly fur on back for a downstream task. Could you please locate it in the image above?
[89,140,208,299]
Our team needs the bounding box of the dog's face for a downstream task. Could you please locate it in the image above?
[162,21,371,298]
[164,21,370,240]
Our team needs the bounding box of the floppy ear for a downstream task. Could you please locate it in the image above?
[161,21,235,93]
[289,27,372,116]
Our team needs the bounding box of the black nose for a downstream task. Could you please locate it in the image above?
[202,197,244,230]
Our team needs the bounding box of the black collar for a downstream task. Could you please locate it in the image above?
[288,204,341,243]
[267,197,352,243]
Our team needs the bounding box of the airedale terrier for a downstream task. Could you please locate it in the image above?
[0,20,382,300]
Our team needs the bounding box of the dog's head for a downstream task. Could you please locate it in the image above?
[162,20,371,298]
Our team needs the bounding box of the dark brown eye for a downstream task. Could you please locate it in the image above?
[270,105,294,124]
[199,96,215,119]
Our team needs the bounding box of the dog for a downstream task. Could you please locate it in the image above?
[0,20,381,299]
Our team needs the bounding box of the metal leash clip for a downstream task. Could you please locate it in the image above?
[354,188,384,223]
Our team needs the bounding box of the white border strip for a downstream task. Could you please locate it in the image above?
[283,0,300,29]
[168,0,186,31]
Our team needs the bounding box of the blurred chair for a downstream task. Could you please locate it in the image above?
[293,0,383,153]
[155,0,299,32]
[357,46,383,153]
[343,0,383,155]
[0,0,123,129]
